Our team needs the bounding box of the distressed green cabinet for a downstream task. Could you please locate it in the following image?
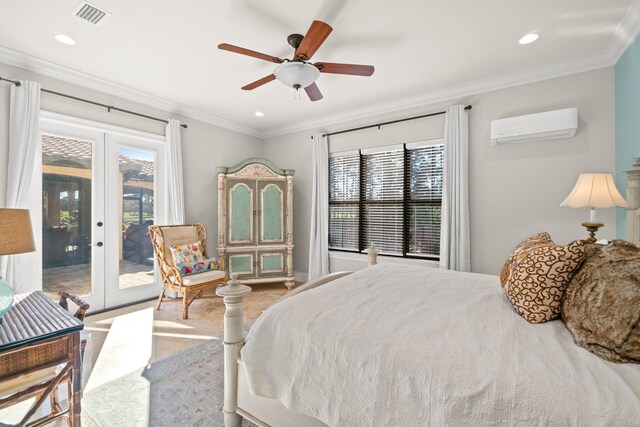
[217,159,294,288]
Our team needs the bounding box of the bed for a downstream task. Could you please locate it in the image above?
[216,164,640,427]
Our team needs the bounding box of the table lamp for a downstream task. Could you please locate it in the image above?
[560,173,626,242]
[0,209,36,323]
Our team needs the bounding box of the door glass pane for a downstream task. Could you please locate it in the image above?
[42,134,93,299]
[119,147,156,289]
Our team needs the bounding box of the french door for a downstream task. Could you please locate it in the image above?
[39,114,165,311]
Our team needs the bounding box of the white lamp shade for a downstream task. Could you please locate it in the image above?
[560,173,627,208]
[274,62,320,88]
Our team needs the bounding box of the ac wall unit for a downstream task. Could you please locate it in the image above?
[490,108,577,145]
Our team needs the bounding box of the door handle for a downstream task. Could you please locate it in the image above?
[92,242,104,247]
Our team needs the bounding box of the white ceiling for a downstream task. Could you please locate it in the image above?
[0,0,636,136]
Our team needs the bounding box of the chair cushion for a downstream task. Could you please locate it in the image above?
[161,226,200,266]
[176,258,223,276]
[170,240,206,265]
[170,270,226,287]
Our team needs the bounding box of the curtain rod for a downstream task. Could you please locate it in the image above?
[0,76,188,129]
[312,104,472,139]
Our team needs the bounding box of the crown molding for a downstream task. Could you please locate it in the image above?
[0,46,262,138]
[604,0,640,63]
[261,52,613,139]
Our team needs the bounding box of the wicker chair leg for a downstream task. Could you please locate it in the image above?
[49,388,62,413]
[157,289,166,311]
[182,289,189,320]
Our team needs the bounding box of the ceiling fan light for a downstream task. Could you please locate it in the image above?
[274,62,320,89]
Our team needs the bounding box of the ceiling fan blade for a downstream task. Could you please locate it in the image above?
[304,83,323,101]
[218,43,283,63]
[242,74,276,90]
[315,62,375,76]
[295,20,333,61]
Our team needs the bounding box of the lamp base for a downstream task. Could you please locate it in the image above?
[581,222,604,243]
[0,279,14,324]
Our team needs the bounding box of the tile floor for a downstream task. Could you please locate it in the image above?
[1,282,295,426]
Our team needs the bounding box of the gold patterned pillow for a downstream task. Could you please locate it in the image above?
[500,232,553,291]
[506,240,586,324]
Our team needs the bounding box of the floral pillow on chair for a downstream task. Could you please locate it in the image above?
[170,241,206,265]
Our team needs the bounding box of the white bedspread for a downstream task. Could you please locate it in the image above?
[241,264,640,426]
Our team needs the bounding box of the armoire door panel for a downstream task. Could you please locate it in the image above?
[257,250,285,278]
[227,180,255,245]
[228,251,255,279]
[258,181,285,244]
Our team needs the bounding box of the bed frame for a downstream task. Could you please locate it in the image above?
[217,160,640,427]
[216,245,377,427]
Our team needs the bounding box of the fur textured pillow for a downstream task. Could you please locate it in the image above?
[500,232,553,290]
[562,240,640,363]
[506,239,585,324]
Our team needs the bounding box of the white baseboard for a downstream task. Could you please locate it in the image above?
[294,271,308,283]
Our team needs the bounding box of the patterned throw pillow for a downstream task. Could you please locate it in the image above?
[170,240,206,265]
[177,258,223,276]
[506,239,586,324]
[500,232,553,291]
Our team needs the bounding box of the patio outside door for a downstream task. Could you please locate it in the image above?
[39,116,164,312]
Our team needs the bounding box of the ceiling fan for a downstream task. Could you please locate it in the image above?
[218,20,375,101]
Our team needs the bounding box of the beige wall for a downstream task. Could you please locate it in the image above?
[262,67,617,275]
[0,62,263,243]
[0,63,617,276]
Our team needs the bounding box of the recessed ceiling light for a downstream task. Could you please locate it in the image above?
[54,33,77,46]
[254,111,265,117]
[519,33,539,45]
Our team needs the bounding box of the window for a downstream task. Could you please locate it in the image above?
[328,141,443,259]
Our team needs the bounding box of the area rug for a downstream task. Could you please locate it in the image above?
[83,337,255,427]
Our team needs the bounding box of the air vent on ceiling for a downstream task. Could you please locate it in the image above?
[72,1,111,25]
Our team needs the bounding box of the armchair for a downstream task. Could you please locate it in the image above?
[148,224,226,319]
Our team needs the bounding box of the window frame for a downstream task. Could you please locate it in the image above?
[328,139,444,261]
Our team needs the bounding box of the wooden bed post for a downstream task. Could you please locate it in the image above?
[216,273,252,427]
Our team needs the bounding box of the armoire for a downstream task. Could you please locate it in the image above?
[216,158,295,288]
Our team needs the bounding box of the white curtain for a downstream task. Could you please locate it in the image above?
[164,119,185,225]
[308,133,329,280]
[4,80,41,292]
[439,105,470,272]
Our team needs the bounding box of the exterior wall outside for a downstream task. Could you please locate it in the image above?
[615,34,640,238]
[263,67,617,275]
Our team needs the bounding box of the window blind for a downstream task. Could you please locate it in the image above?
[328,141,443,260]
[407,144,443,258]
[363,148,404,255]
[328,153,360,250]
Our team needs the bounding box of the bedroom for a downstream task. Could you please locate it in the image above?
[0,0,639,426]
